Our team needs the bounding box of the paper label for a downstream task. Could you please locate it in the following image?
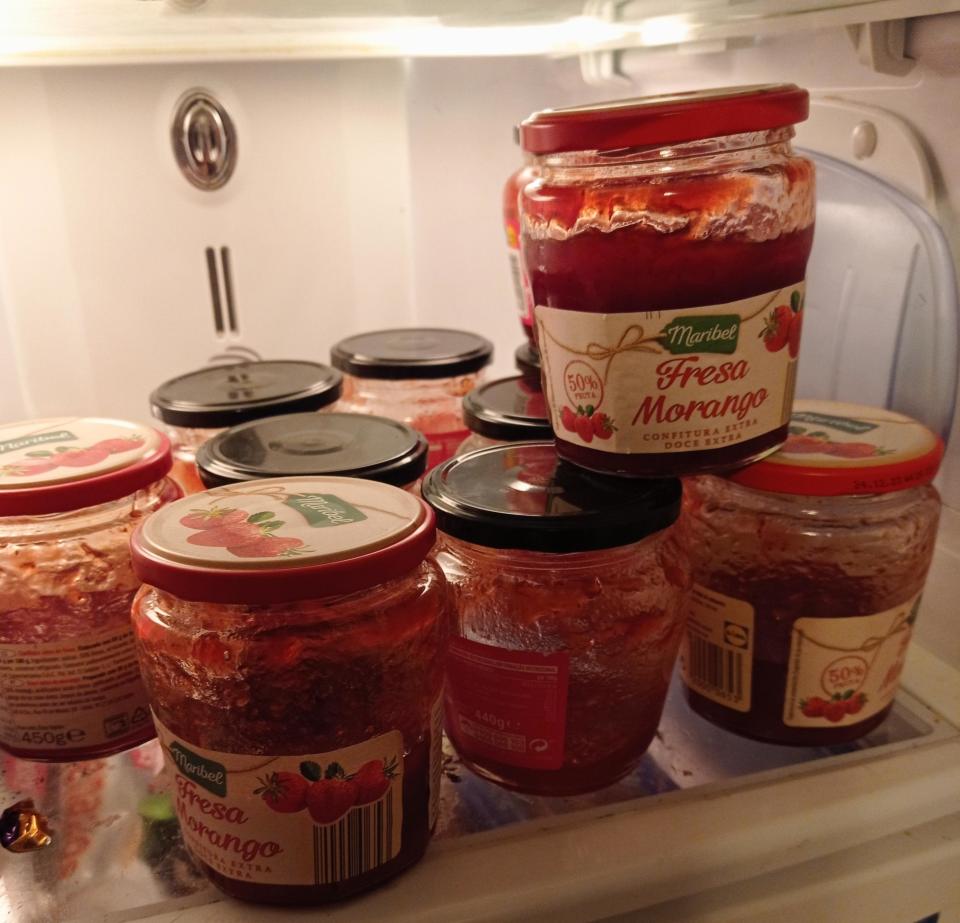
[783,593,922,727]
[536,284,804,454]
[679,584,755,713]
[155,718,404,887]
[445,636,569,770]
[0,624,152,752]
[506,218,533,326]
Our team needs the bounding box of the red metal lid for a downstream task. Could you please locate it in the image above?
[130,476,436,603]
[0,417,172,515]
[728,401,944,497]
[521,84,809,155]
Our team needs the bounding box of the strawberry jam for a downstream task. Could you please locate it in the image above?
[423,443,689,795]
[129,477,445,904]
[681,401,943,744]
[520,85,815,477]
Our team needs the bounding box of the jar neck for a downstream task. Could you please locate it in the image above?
[343,372,479,403]
[534,126,795,182]
[0,478,178,541]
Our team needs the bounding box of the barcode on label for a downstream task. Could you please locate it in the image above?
[313,792,397,885]
[687,635,745,703]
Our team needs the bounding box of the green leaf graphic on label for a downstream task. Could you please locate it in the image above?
[791,412,877,435]
[247,511,274,524]
[0,430,77,456]
[659,315,739,354]
[284,493,368,528]
[169,742,227,797]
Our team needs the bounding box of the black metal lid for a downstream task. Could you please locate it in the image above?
[151,361,343,429]
[514,342,541,385]
[331,328,493,380]
[421,441,681,553]
[195,412,428,488]
[462,376,552,442]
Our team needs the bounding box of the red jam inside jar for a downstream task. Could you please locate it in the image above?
[130,476,445,904]
[151,361,343,495]
[681,401,943,745]
[0,417,179,761]
[520,85,815,477]
[423,443,689,795]
[330,329,493,471]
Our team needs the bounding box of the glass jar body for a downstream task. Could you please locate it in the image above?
[522,128,814,477]
[504,160,539,342]
[455,433,503,456]
[166,425,222,495]
[682,476,940,744]
[437,532,690,795]
[334,373,482,471]
[131,558,448,905]
[0,478,181,760]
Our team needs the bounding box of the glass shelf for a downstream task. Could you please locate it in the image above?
[0,0,954,66]
[0,675,952,922]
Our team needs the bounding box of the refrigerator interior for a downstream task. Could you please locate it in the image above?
[0,3,959,921]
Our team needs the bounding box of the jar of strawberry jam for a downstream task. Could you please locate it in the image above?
[422,443,689,795]
[520,84,815,477]
[331,329,493,471]
[456,376,552,456]
[0,417,179,761]
[681,401,942,745]
[196,413,428,491]
[151,361,343,494]
[129,476,446,904]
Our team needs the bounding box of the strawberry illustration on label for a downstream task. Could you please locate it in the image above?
[2,432,145,478]
[301,760,359,825]
[255,771,310,813]
[760,304,792,353]
[787,289,804,360]
[179,507,311,558]
[353,757,398,806]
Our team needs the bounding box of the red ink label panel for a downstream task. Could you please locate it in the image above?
[446,637,569,770]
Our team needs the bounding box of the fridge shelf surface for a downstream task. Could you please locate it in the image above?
[0,675,954,923]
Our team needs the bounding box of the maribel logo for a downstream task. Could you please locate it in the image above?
[659,315,739,355]
[0,430,76,456]
[170,741,227,797]
[792,412,877,435]
[284,493,368,527]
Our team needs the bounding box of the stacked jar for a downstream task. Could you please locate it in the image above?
[150,360,343,494]
[196,412,428,491]
[330,329,492,470]
[519,84,815,476]
[129,476,446,904]
[0,417,179,761]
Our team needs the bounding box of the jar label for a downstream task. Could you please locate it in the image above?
[445,637,569,771]
[679,584,755,713]
[154,718,405,887]
[783,592,922,727]
[429,695,443,830]
[535,284,804,454]
[426,428,471,471]
[0,624,153,753]
[506,219,534,326]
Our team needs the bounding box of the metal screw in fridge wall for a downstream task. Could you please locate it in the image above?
[172,90,237,191]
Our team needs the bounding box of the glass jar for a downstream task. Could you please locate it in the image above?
[455,376,552,456]
[196,412,428,492]
[151,360,343,495]
[331,328,493,471]
[0,417,179,760]
[681,401,943,745]
[520,84,815,477]
[130,476,446,904]
[422,443,689,795]
[503,135,539,343]
[514,341,542,391]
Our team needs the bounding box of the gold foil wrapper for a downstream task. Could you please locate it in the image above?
[1,799,53,853]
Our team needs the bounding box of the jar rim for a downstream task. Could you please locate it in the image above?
[520,84,808,156]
